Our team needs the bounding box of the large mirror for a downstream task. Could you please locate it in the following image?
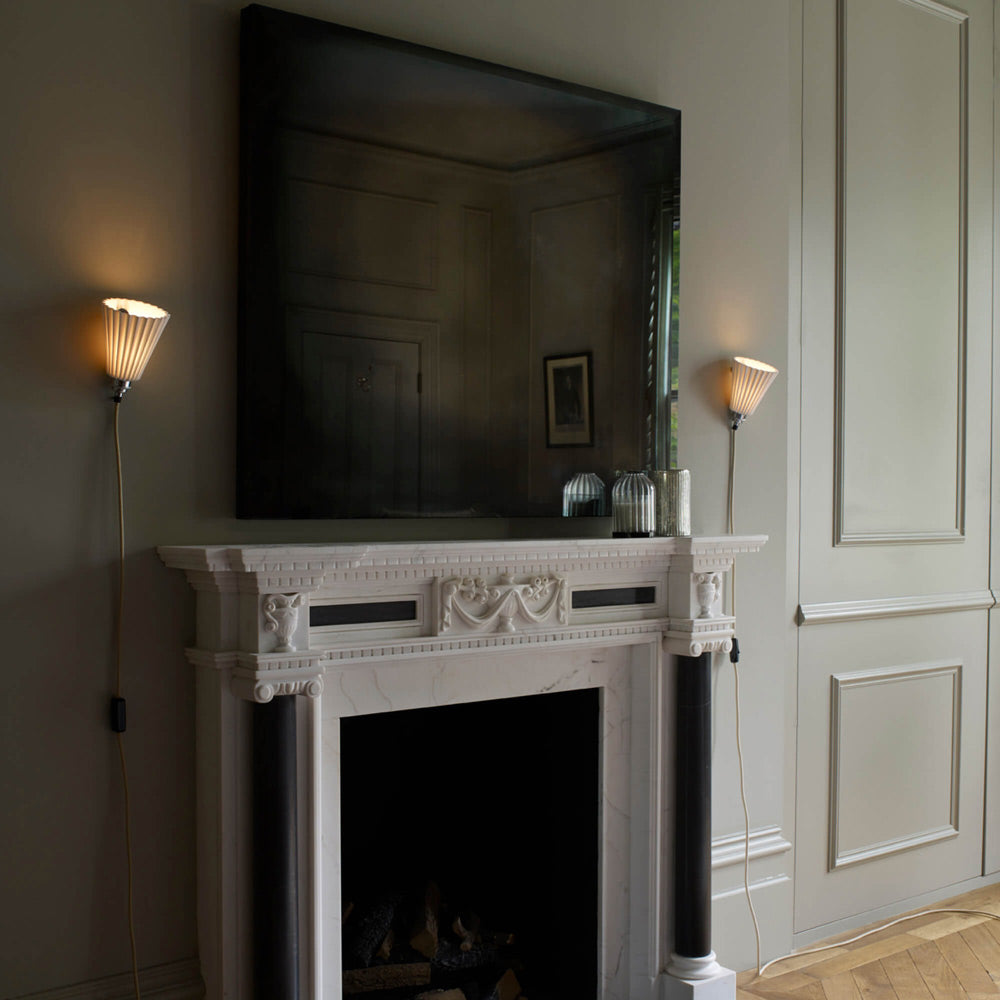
[237,4,680,518]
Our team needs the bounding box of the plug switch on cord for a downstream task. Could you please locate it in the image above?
[110,696,127,733]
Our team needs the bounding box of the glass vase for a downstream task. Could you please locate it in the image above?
[562,472,607,517]
[611,471,655,537]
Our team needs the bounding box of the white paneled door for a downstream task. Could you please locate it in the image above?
[797,0,994,937]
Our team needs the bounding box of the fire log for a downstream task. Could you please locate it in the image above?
[342,961,432,995]
[410,881,442,959]
[342,892,402,969]
[433,941,499,972]
[451,912,481,952]
[485,969,521,1000]
[376,927,394,962]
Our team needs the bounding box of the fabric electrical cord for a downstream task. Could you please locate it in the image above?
[114,401,142,1000]
[728,425,763,975]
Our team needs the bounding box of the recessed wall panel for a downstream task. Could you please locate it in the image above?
[286,180,439,289]
[830,661,960,869]
[837,0,967,543]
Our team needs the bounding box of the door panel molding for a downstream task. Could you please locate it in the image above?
[829,660,962,870]
[798,589,994,625]
[833,0,969,546]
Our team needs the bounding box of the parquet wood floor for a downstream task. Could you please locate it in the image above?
[739,885,1000,1000]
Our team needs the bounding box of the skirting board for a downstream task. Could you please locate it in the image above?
[6,959,204,1000]
[713,875,793,975]
[792,871,1000,951]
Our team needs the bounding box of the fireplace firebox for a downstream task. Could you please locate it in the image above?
[340,689,600,999]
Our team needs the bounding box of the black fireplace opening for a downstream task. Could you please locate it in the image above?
[339,687,601,1000]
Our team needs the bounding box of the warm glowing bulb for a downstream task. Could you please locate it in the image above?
[103,297,170,399]
[729,356,778,428]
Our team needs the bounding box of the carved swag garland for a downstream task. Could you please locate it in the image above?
[439,575,568,634]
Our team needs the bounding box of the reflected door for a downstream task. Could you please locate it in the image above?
[301,332,421,516]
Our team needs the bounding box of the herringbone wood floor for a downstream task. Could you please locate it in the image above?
[739,885,1000,1000]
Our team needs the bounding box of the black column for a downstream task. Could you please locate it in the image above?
[673,651,713,958]
[253,695,300,1000]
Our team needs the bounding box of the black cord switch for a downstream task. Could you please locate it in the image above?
[110,696,127,733]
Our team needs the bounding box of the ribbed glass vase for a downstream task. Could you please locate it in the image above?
[562,472,607,516]
[611,471,655,537]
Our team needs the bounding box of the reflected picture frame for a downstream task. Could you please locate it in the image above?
[544,352,594,447]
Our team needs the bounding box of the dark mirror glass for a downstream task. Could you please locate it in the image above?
[238,4,680,518]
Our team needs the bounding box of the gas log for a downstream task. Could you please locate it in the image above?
[342,880,524,999]
[410,882,442,959]
[342,962,432,995]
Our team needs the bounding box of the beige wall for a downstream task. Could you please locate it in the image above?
[0,0,793,992]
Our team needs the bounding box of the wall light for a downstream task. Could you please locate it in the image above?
[728,356,778,430]
[102,294,169,1000]
[103,297,170,401]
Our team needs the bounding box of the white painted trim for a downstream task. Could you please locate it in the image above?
[835,528,966,546]
[7,960,204,1000]
[159,536,768,587]
[711,826,793,870]
[832,826,960,870]
[713,874,792,903]
[712,872,793,975]
[792,872,1000,949]
[797,590,995,624]
[897,0,971,26]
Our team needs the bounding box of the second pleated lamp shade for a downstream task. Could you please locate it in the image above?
[729,356,778,428]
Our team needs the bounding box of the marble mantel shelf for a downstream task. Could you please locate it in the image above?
[159,535,766,1000]
[160,535,767,671]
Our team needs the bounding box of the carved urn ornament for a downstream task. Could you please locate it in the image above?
[263,593,305,651]
[696,574,721,619]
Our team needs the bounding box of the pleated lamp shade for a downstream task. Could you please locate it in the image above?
[103,297,170,389]
[729,356,778,427]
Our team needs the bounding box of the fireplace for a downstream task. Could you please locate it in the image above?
[339,690,600,999]
[159,536,763,1000]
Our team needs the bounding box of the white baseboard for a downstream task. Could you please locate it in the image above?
[713,874,793,974]
[792,871,1000,950]
[6,959,204,1000]
[710,825,795,973]
[709,827,793,972]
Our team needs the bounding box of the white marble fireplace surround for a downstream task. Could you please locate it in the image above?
[159,536,765,1000]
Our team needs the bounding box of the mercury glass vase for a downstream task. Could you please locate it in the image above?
[651,468,691,536]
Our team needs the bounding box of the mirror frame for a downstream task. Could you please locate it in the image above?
[236,3,680,519]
